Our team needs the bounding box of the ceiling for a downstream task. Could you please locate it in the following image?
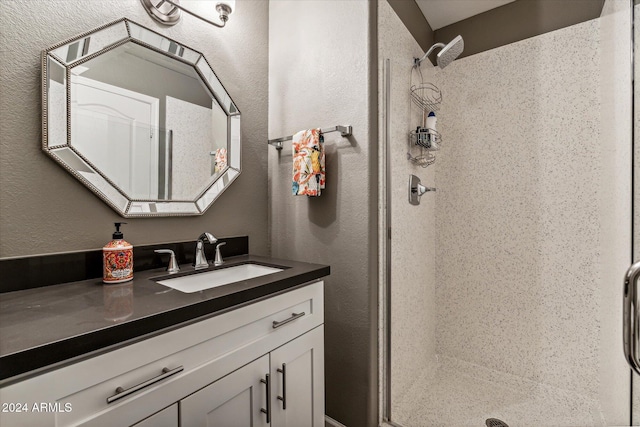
[415,0,517,30]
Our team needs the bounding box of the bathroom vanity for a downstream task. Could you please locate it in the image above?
[0,14,331,426]
[0,255,329,426]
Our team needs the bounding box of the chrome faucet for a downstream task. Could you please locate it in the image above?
[193,232,217,270]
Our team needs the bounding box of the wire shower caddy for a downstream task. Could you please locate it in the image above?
[410,82,441,113]
[407,81,442,167]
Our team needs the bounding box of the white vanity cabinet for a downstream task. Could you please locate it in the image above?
[132,404,178,427]
[270,325,324,427]
[181,354,270,426]
[0,281,324,427]
[181,326,324,427]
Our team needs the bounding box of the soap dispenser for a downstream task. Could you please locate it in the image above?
[103,222,133,284]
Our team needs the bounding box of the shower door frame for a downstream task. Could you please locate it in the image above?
[380,56,394,425]
[632,0,638,425]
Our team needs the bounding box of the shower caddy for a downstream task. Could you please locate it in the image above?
[407,81,442,168]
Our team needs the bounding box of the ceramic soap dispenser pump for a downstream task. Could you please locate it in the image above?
[103,222,134,284]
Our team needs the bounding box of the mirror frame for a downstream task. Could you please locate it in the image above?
[42,18,241,217]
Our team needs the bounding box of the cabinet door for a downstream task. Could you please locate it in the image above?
[180,355,270,427]
[132,404,178,427]
[270,325,324,427]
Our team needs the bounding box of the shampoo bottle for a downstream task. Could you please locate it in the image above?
[426,111,438,149]
[103,222,133,284]
[426,111,437,131]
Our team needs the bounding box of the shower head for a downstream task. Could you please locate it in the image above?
[414,35,464,69]
[436,35,464,68]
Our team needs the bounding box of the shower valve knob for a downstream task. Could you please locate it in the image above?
[409,174,435,205]
[416,183,436,195]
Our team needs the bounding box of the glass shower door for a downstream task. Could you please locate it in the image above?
[380,0,634,426]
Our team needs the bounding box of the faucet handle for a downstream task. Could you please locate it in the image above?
[214,242,227,266]
[154,249,180,274]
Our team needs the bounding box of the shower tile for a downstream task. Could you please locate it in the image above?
[432,17,603,398]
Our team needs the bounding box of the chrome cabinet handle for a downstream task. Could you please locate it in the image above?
[624,261,640,375]
[272,312,305,329]
[260,373,271,423]
[277,363,287,409]
[106,366,184,404]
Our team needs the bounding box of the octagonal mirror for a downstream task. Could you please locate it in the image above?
[42,18,241,217]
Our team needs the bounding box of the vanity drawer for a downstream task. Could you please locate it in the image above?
[0,281,324,427]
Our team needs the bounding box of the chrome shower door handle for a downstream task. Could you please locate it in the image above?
[624,261,640,375]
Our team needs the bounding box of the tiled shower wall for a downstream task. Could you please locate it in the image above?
[431,5,629,423]
[433,17,601,395]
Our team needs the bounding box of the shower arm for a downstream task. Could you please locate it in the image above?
[414,43,445,67]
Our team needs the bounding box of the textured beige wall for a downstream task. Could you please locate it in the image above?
[431,12,630,424]
[378,2,437,424]
[268,1,377,425]
[0,0,268,257]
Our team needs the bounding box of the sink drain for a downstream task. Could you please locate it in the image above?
[486,418,509,427]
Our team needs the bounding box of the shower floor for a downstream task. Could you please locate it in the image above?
[391,355,604,427]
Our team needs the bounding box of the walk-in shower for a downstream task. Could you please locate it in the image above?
[379,0,635,426]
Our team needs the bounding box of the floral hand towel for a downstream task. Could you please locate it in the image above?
[214,147,227,173]
[292,128,325,197]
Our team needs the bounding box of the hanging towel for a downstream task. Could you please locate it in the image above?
[214,147,227,173]
[292,128,325,197]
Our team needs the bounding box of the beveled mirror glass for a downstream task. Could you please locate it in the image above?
[42,19,241,217]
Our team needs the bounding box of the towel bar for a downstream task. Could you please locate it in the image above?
[268,125,352,150]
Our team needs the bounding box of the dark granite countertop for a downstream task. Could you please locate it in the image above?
[0,255,329,384]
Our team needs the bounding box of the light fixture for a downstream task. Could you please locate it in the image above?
[140,0,235,28]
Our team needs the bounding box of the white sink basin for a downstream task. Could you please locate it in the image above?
[156,263,284,293]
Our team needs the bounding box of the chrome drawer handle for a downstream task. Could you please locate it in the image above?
[272,312,305,329]
[106,366,184,404]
